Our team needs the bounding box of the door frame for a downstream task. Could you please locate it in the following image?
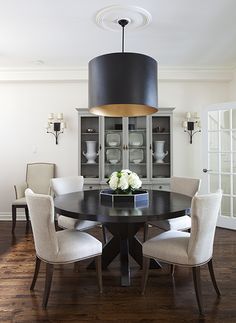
[202,101,236,230]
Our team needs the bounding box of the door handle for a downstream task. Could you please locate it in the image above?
[203,168,212,173]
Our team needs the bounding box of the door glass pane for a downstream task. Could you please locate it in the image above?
[128,117,147,178]
[233,198,236,217]
[221,196,231,217]
[209,174,219,193]
[209,153,218,172]
[221,153,231,173]
[221,131,230,151]
[221,174,231,195]
[232,131,236,151]
[209,132,218,151]
[220,110,230,130]
[233,153,236,173]
[208,111,219,131]
[232,109,236,129]
[233,175,236,195]
[104,117,123,178]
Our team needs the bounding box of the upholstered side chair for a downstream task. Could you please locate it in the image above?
[25,188,102,308]
[142,190,222,315]
[12,162,55,233]
[51,176,107,243]
[144,176,201,241]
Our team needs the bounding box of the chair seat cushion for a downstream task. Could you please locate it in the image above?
[149,215,191,231]
[46,230,102,264]
[12,197,26,206]
[58,215,100,231]
[143,230,191,265]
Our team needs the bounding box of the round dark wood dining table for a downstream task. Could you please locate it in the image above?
[54,189,192,286]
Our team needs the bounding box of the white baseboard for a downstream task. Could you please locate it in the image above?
[0,212,26,221]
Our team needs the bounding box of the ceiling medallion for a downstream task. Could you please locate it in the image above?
[95,5,152,32]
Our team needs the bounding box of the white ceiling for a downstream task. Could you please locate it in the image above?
[0,0,236,69]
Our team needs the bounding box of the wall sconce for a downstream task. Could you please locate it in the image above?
[46,113,66,144]
[182,112,201,144]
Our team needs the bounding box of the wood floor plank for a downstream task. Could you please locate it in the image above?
[0,221,235,322]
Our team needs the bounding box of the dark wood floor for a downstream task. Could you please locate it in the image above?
[0,222,235,323]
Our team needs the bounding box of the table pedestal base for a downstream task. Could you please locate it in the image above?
[88,222,161,286]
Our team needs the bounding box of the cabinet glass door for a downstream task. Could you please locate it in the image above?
[151,116,171,179]
[104,117,123,179]
[80,116,100,179]
[128,117,147,179]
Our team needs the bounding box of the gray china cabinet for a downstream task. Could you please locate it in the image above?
[77,108,174,191]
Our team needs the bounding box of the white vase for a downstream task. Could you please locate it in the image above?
[83,141,98,164]
[153,141,168,163]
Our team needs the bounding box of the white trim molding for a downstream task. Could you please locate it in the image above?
[0,212,26,221]
[0,66,233,82]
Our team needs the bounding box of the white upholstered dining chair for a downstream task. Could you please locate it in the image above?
[51,176,107,243]
[144,176,201,241]
[142,190,222,315]
[12,162,55,233]
[25,188,102,308]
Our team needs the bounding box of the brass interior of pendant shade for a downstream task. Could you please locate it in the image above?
[90,104,158,117]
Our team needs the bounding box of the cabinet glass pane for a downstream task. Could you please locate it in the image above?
[128,117,147,178]
[221,196,231,217]
[221,131,230,151]
[81,117,99,179]
[152,116,170,178]
[221,153,231,173]
[208,132,218,151]
[210,174,219,193]
[104,117,123,178]
[208,111,219,131]
[220,110,230,129]
[209,153,219,172]
[221,174,231,195]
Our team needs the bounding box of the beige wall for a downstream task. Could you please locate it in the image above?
[0,69,231,215]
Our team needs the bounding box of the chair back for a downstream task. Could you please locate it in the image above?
[51,176,84,196]
[25,188,58,261]
[187,190,222,265]
[170,176,201,197]
[26,163,55,194]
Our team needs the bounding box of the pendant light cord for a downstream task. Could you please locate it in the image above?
[118,19,129,53]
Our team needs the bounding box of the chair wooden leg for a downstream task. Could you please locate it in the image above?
[141,257,150,295]
[143,223,148,242]
[102,226,107,244]
[30,256,41,290]
[42,263,54,309]
[25,206,30,222]
[170,264,175,276]
[12,205,17,234]
[95,255,103,293]
[208,259,221,296]
[192,266,204,315]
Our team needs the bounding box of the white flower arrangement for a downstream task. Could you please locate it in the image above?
[107,169,142,194]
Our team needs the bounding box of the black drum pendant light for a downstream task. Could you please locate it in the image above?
[89,19,158,117]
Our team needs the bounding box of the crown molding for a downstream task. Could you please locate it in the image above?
[0,66,233,82]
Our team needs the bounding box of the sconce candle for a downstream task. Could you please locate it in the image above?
[182,112,201,144]
[46,113,66,144]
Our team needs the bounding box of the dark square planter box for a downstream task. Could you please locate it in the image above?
[100,189,149,207]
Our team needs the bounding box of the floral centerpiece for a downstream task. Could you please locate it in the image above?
[107,169,142,194]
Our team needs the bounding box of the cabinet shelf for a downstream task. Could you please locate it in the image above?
[152,132,170,135]
[81,132,99,135]
[82,163,99,165]
[153,163,170,165]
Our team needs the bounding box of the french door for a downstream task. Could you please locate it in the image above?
[202,102,236,230]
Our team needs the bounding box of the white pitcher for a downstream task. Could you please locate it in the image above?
[83,141,98,164]
[153,141,168,163]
